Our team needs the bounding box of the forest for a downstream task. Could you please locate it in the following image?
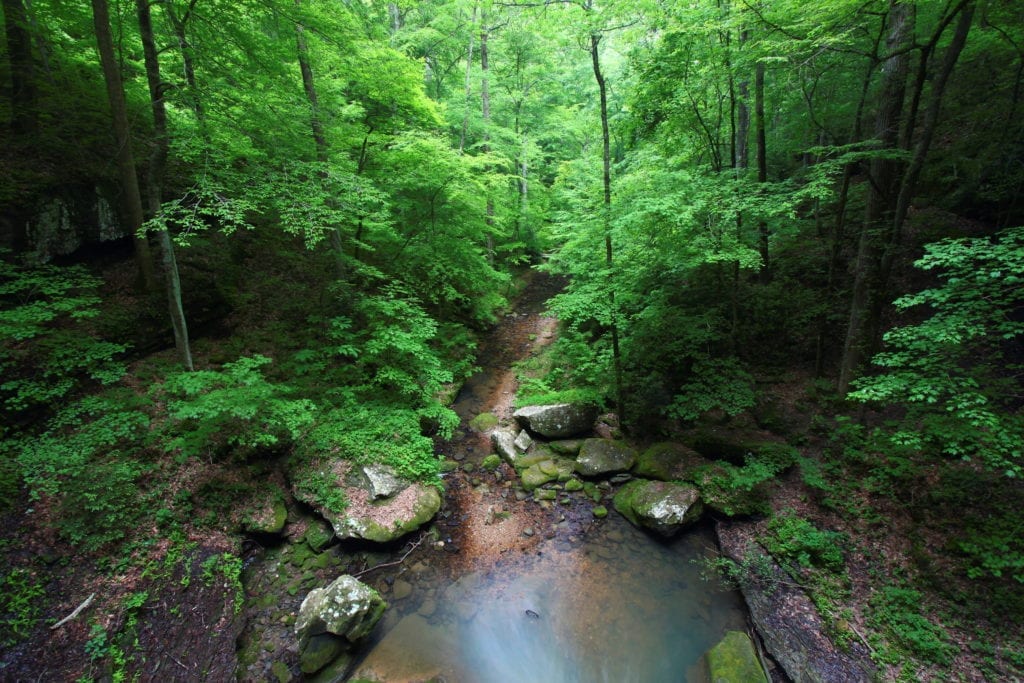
[1,0,1022,681]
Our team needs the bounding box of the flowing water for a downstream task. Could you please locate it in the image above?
[343,271,749,682]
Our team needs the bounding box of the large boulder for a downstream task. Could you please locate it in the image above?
[575,439,637,477]
[705,631,768,683]
[519,458,575,491]
[633,442,709,481]
[513,403,597,439]
[716,522,876,683]
[683,428,792,466]
[291,460,442,543]
[613,480,703,536]
[295,575,387,675]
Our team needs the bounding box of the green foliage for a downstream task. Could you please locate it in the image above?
[869,585,956,666]
[301,405,443,484]
[666,358,756,421]
[85,623,108,661]
[161,355,317,459]
[200,553,244,614]
[7,392,151,550]
[0,567,47,646]
[851,227,1024,477]
[762,511,846,572]
[0,254,127,419]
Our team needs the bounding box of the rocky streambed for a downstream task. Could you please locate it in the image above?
[236,271,856,683]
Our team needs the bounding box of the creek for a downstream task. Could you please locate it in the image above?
[346,271,748,682]
[238,271,751,682]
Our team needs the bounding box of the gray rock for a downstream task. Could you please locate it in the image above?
[613,480,703,537]
[513,403,597,439]
[296,575,387,645]
[716,522,876,683]
[491,430,518,465]
[291,460,442,544]
[514,430,534,453]
[633,442,709,481]
[705,631,768,683]
[361,464,404,500]
[575,439,637,477]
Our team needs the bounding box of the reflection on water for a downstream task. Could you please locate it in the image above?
[350,514,745,682]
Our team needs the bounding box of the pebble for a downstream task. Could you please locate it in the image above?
[392,580,413,600]
[453,452,466,461]
[418,599,437,617]
[523,527,535,537]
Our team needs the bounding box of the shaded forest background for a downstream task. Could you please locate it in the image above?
[1,0,1022,680]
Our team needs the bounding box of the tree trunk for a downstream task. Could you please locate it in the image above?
[3,0,36,135]
[295,1,345,279]
[754,59,770,281]
[137,0,193,371]
[161,0,203,124]
[591,32,624,424]
[872,1,975,331]
[837,0,914,395]
[480,17,495,263]
[91,0,156,291]
[458,3,477,153]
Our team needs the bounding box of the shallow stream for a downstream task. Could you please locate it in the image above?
[349,514,746,682]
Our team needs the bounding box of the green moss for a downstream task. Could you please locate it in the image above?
[705,631,768,683]
[469,412,499,432]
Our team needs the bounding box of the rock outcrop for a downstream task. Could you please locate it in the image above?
[513,403,597,439]
[716,521,876,683]
[291,461,442,544]
[705,630,769,683]
[575,439,637,477]
[613,480,703,536]
[632,442,708,481]
[295,575,387,676]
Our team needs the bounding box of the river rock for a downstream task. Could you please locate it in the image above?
[491,430,518,465]
[295,575,387,674]
[716,521,876,683]
[549,439,584,455]
[705,630,768,683]
[513,403,597,439]
[296,575,387,643]
[683,428,791,466]
[291,460,442,543]
[514,430,534,452]
[633,442,709,481]
[305,519,336,553]
[613,480,703,537]
[575,439,637,477]
[361,464,405,500]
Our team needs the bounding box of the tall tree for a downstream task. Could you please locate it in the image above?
[90,0,157,291]
[2,0,36,134]
[136,0,193,370]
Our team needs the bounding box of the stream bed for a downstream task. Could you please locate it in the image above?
[349,514,747,682]
[237,271,751,682]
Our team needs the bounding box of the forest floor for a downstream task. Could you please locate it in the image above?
[2,266,1022,682]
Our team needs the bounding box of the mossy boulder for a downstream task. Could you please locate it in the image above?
[692,463,770,517]
[296,575,386,675]
[519,458,573,491]
[549,439,584,456]
[683,428,787,466]
[239,484,289,536]
[304,519,335,553]
[613,480,703,537]
[513,403,597,439]
[481,454,502,471]
[633,442,709,482]
[575,439,637,477]
[469,412,499,432]
[291,460,442,544]
[705,631,768,683]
